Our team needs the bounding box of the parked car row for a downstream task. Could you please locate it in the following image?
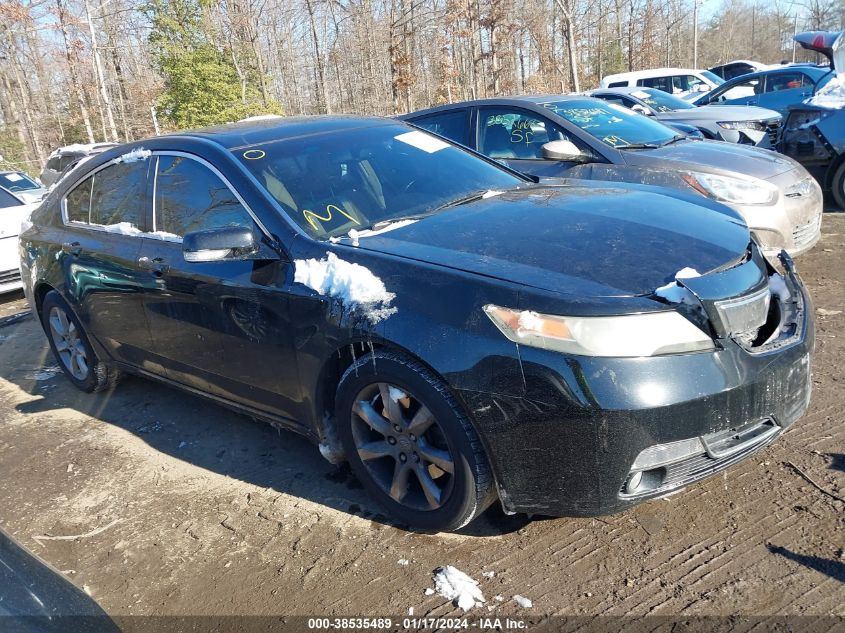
[403,95,822,256]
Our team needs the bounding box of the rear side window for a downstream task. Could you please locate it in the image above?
[411,111,469,145]
[58,153,82,172]
[45,157,60,172]
[154,155,253,237]
[89,161,147,228]
[765,72,807,93]
[66,176,94,222]
[638,76,671,92]
[607,81,627,88]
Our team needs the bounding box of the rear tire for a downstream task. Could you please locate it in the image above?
[41,290,121,393]
[831,161,845,211]
[335,350,495,532]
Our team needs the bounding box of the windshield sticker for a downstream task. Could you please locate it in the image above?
[394,130,450,153]
[303,203,361,231]
[5,173,23,182]
[243,149,266,160]
[602,135,628,147]
[557,107,612,124]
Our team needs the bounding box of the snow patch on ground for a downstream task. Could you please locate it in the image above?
[293,252,397,324]
[808,75,845,109]
[318,442,344,464]
[432,566,485,612]
[115,147,151,164]
[513,595,533,608]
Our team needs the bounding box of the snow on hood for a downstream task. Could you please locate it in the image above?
[293,252,397,324]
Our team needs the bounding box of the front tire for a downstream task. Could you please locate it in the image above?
[831,161,845,211]
[41,290,121,393]
[335,350,495,532]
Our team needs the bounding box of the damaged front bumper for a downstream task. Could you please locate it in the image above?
[459,257,814,517]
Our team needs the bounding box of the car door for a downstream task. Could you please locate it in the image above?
[759,71,814,114]
[138,152,301,420]
[59,158,158,368]
[474,106,594,178]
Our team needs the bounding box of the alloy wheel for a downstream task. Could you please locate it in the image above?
[48,306,89,380]
[350,382,455,511]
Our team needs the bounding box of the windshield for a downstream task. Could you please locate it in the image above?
[234,124,524,239]
[0,172,40,192]
[540,99,678,148]
[633,88,695,111]
[701,70,725,85]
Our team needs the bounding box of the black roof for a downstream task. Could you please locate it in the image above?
[401,95,599,119]
[173,115,396,149]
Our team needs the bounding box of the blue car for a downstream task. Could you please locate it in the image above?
[693,66,833,116]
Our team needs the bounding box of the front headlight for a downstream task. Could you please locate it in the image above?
[681,171,778,206]
[717,120,766,131]
[483,305,714,357]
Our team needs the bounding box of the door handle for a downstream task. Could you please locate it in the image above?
[137,256,169,275]
[61,241,81,256]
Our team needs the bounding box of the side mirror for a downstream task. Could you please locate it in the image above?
[183,226,256,263]
[541,140,590,162]
[631,104,653,116]
[696,84,710,92]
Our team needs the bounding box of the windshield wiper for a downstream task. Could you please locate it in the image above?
[349,189,498,236]
[615,142,661,149]
[660,134,687,146]
[431,189,493,212]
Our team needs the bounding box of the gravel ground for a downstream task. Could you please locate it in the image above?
[0,214,842,619]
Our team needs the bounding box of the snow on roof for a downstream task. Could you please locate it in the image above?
[238,114,285,123]
[48,142,117,158]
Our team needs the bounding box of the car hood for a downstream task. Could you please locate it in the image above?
[657,105,781,122]
[622,139,797,178]
[14,189,47,204]
[352,186,749,298]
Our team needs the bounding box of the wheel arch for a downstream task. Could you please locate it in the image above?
[312,337,503,504]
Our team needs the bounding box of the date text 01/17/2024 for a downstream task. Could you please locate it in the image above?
[306,617,529,630]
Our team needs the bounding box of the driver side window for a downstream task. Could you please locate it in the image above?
[478,109,570,160]
[154,155,254,238]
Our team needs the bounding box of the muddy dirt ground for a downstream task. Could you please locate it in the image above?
[0,216,842,620]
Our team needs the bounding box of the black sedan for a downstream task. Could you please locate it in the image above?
[20,116,813,531]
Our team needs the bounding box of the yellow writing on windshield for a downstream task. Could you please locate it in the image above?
[303,204,361,231]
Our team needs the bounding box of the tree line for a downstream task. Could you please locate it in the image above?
[1,0,843,175]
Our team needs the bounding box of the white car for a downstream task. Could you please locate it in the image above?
[0,187,37,294]
[600,68,725,100]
